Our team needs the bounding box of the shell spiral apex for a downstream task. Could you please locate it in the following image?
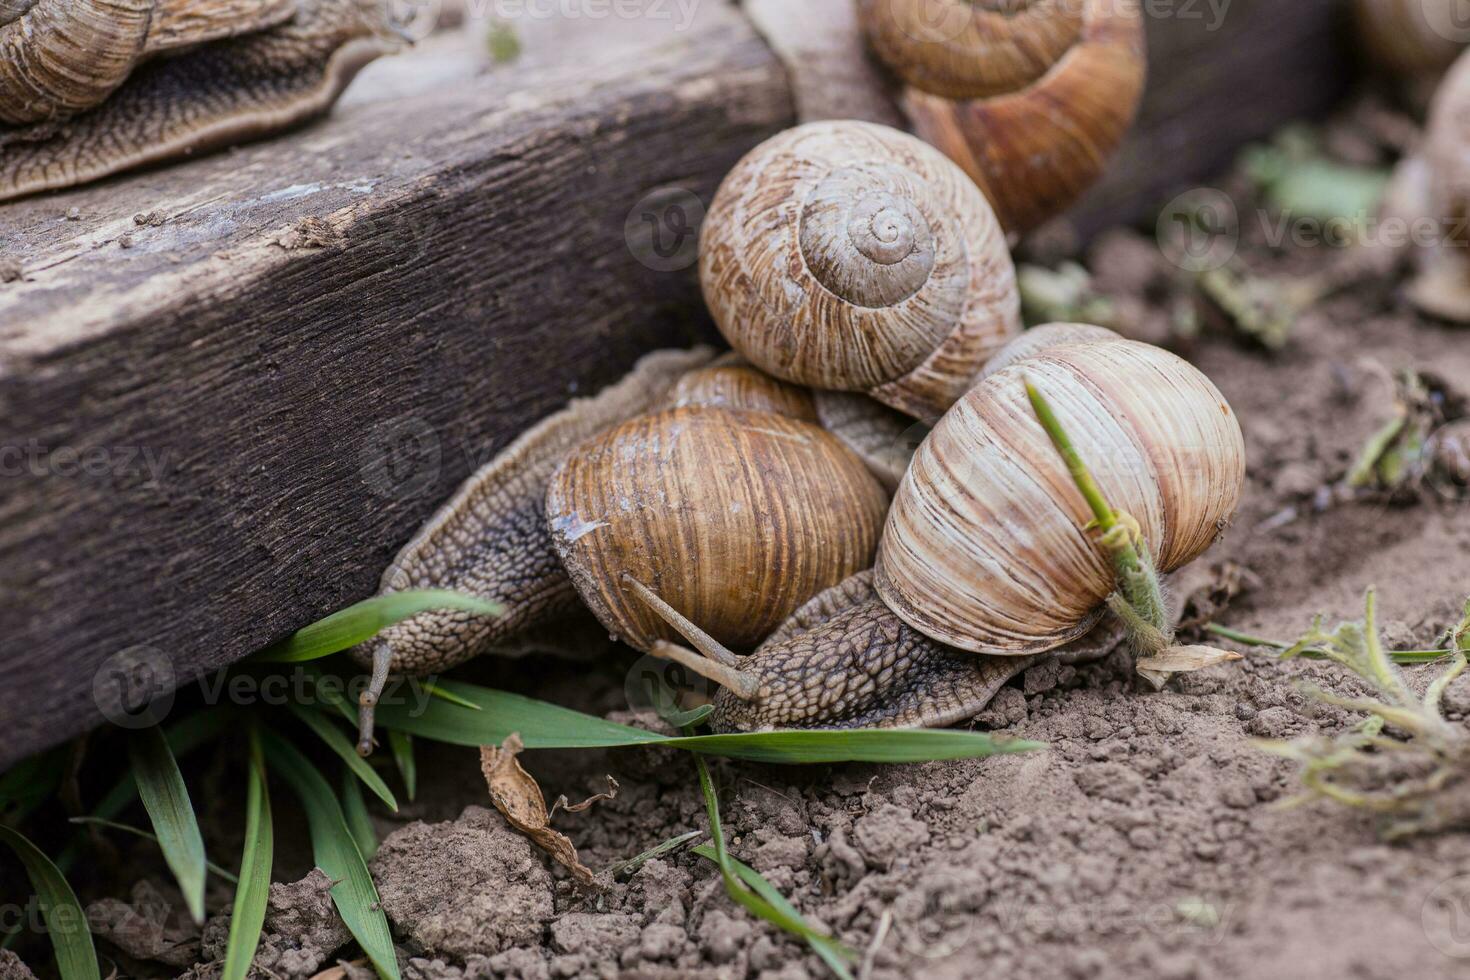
[700,120,1021,420]
[875,333,1246,655]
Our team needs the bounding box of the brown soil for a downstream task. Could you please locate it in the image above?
[15,131,1470,980]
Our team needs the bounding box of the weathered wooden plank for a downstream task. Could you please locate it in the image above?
[0,5,793,765]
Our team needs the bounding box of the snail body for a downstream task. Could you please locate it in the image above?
[352,347,895,752]
[631,327,1246,732]
[0,0,399,202]
[0,0,297,124]
[857,0,1147,236]
[700,120,1021,421]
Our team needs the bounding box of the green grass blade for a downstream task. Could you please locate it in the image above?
[223,728,273,980]
[340,770,379,862]
[58,710,233,879]
[693,843,854,976]
[288,705,399,812]
[423,682,483,710]
[604,830,703,880]
[259,730,400,980]
[372,680,1042,763]
[0,826,100,980]
[387,731,416,803]
[67,819,238,883]
[253,592,504,664]
[128,726,208,924]
[690,753,854,979]
[667,729,1043,764]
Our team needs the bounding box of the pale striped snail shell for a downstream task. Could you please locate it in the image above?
[857,0,1147,236]
[699,120,1021,421]
[876,332,1246,654]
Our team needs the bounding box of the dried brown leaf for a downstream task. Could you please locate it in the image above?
[479,734,614,887]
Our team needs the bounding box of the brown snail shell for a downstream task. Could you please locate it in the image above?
[700,120,1021,421]
[1354,0,1467,80]
[545,405,890,652]
[876,334,1245,654]
[659,354,820,423]
[857,0,1147,236]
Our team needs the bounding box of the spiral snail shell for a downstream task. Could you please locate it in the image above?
[700,120,1021,421]
[876,334,1245,654]
[857,0,1147,236]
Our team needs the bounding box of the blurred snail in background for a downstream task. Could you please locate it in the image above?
[1354,0,1468,85]
[700,120,1021,421]
[0,0,401,201]
[856,0,1148,236]
[1380,48,1470,322]
[628,326,1247,732]
[352,348,897,752]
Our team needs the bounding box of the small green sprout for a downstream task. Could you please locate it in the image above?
[1253,592,1469,838]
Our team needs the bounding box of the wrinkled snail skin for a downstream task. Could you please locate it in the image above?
[544,405,891,654]
[699,120,1021,421]
[704,571,1125,733]
[0,0,399,202]
[858,0,1147,236]
[0,0,299,124]
[876,336,1246,655]
[350,348,718,749]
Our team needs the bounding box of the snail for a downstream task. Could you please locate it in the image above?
[624,326,1247,732]
[0,0,400,202]
[699,120,1021,421]
[1380,48,1470,322]
[351,347,896,752]
[1354,0,1467,84]
[855,0,1147,237]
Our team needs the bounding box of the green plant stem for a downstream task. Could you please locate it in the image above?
[66,819,239,883]
[1204,623,1452,665]
[1024,378,1170,649]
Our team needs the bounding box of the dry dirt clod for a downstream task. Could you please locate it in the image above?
[371,806,555,960]
[198,869,351,980]
[0,949,38,980]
